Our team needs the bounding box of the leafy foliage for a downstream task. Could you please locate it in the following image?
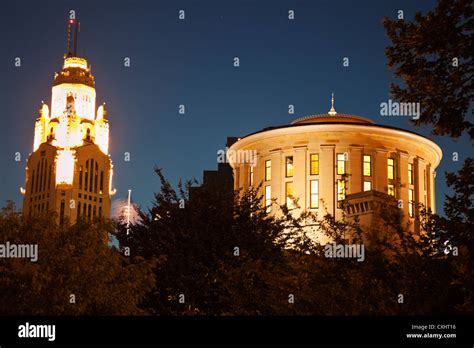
[111,168,473,315]
[383,0,474,138]
[0,202,156,315]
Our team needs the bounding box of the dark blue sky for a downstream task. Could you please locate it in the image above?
[0,0,470,214]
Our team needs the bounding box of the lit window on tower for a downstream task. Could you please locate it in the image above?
[337,153,346,175]
[408,163,413,185]
[249,165,254,186]
[310,179,319,209]
[408,189,414,217]
[310,154,319,175]
[363,155,371,176]
[364,181,372,191]
[286,182,294,209]
[387,158,395,180]
[337,179,346,201]
[265,185,271,212]
[265,160,271,181]
[285,156,294,177]
[387,184,395,196]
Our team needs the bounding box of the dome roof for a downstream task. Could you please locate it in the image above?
[291,113,375,125]
[291,94,374,125]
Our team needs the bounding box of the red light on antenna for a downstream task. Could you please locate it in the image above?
[69,19,74,24]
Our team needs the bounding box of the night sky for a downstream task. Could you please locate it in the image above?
[0,0,470,215]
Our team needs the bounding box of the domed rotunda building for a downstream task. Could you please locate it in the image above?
[228,96,442,235]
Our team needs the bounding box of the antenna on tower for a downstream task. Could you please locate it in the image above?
[66,19,72,56]
[73,20,80,56]
[66,18,80,57]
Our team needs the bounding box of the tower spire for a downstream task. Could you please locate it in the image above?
[328,92,337,116]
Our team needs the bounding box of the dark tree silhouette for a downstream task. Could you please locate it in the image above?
[114,167,316,315]
[112,168,473,315]
[0,202,156,315]
[383,0,473,138]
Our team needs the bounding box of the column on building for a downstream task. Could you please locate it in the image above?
[293,146,307,213]
[414,156,426,232]
[398,151,410,224]
[426,163,432,211]
[269,149,282,208]
[374,148,388,193]
[233,164,241,192]
[415,157,427,209]
[239,163,247,191]
[253,153,263,191]
[431,169,437,214]
[319,145,335,216]
[349,146,363,193]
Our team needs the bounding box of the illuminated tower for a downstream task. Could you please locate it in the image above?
[22,19,116,224]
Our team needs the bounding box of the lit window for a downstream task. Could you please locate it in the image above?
[310,180,319,209]
[265,160,271,181]
[265,185,271,212]
[363,181,372,191]
[79,165,83,190]
[310,154,319,175]
[249,165,254,186]
[100,171,104,193]
[337,179,346,201]
[387,158,395,180]
[387,184,395,196]
[408,163,413,185]
[363,155,371,176]
[408,189,414,217]
[337,153,346,175]
[286,182,294,209]
[286,156,294,178]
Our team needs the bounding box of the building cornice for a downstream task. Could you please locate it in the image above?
[229,123,442,169]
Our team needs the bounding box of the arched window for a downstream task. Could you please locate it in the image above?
[86,128,91,141]
[100,171,104,194]
[89,159,94,192]
[39,158,44,192]
[47,164,51,190]
[35,161,40,193]
[94,162,98,193]
[79,165,83,190]
[31,169,35,194]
